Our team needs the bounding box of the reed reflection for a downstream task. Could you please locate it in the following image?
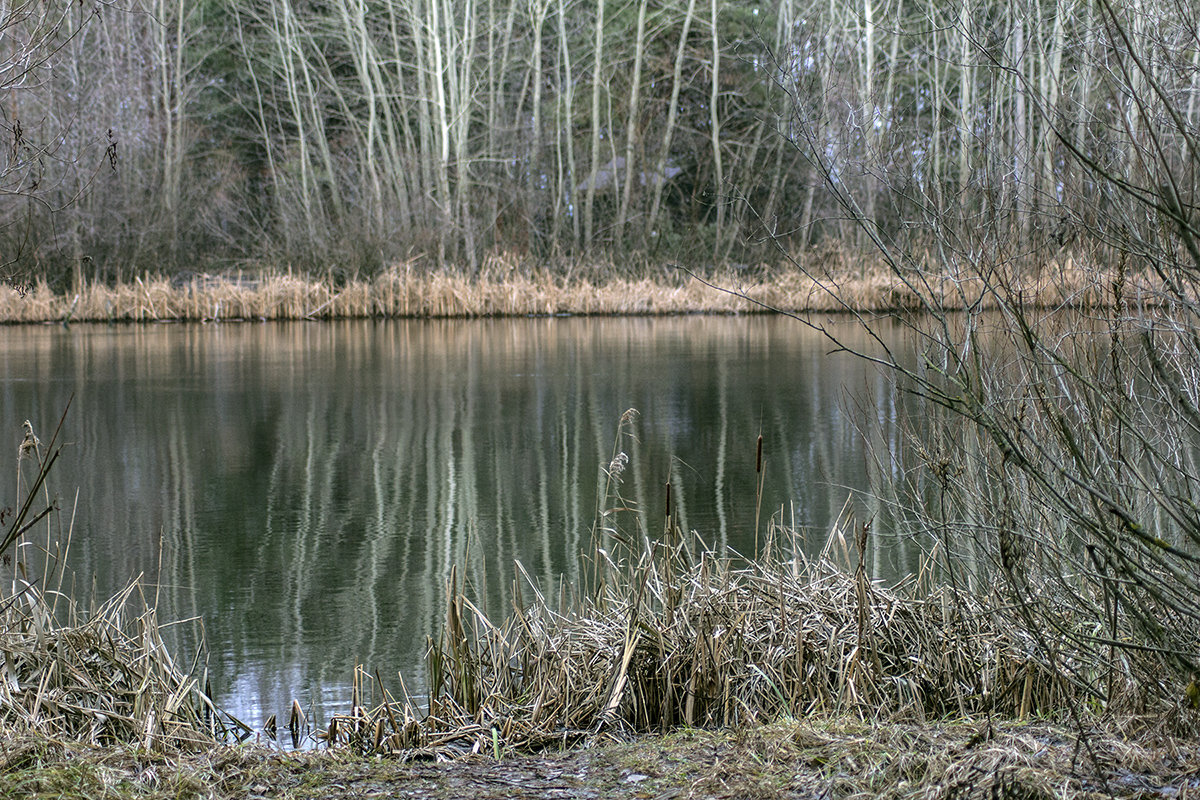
[0,316,919,736]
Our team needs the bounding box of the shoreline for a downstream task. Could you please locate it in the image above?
[0,255,1132,324]
[3,715,1194,800]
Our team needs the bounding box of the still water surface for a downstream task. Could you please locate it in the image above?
[0,316,919,739]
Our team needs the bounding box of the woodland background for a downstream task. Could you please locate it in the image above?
[4,0,1196,285]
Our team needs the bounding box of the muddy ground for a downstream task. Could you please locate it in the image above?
[3,717,1198,800]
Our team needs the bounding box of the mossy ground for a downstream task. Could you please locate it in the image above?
[3,717,1195,799]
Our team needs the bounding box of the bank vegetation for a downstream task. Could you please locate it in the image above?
[3,412,1199,800]
[3,0,1200,796]
[0,251,1139,323]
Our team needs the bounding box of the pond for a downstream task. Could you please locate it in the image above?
[0,315,922,742]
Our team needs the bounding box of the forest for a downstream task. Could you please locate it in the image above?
[2,0,1196,287]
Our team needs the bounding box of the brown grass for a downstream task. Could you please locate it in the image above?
[1,418,230,749]
[0,251,1152,323]
[309,411,1197,759]
[326,520,1080,758]
[0,581,224,748]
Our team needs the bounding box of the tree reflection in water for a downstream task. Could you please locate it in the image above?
[0,316,923,737]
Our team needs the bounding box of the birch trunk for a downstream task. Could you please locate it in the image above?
[583,0,605,247]
[646,0,698,244]
[709,0,724,262]
[615,0,648,252]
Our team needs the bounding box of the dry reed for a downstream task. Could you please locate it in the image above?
[315,410,1193,759]
[1,417,228,749]
[0,251,1151,323]
[0,581,223,748]
[324,510,1076,758]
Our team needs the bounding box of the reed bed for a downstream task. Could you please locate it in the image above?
[324,516,1075,757]
[1,417,226,750]
[0,251,1145,323]
[319,409,1192,759]
[0,581,223,748]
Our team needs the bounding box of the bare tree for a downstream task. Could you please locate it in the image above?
[0,0,110,289]
[770,0,1200,711]
[613,0,647,252]
[583,0,606,249]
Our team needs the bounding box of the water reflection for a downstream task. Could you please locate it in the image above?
[0,316,918,737]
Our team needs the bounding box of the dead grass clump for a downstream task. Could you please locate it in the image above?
[1,415,226,749]
[327,516,1063,757]
[0,581,222,749]
[321,414,1170,760]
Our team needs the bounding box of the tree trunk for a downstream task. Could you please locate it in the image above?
[646,0,698,247]
[615,0,648,253]
[584,0,606,247]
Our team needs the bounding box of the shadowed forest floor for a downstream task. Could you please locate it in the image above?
[3,717,1197,800]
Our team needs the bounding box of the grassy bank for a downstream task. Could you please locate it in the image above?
[0,252,1135,323]
[4,716,1198,800]
[0,416,228,750]
[302,413,1196,761]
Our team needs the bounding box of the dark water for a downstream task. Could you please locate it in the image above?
[0,316,920,741]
